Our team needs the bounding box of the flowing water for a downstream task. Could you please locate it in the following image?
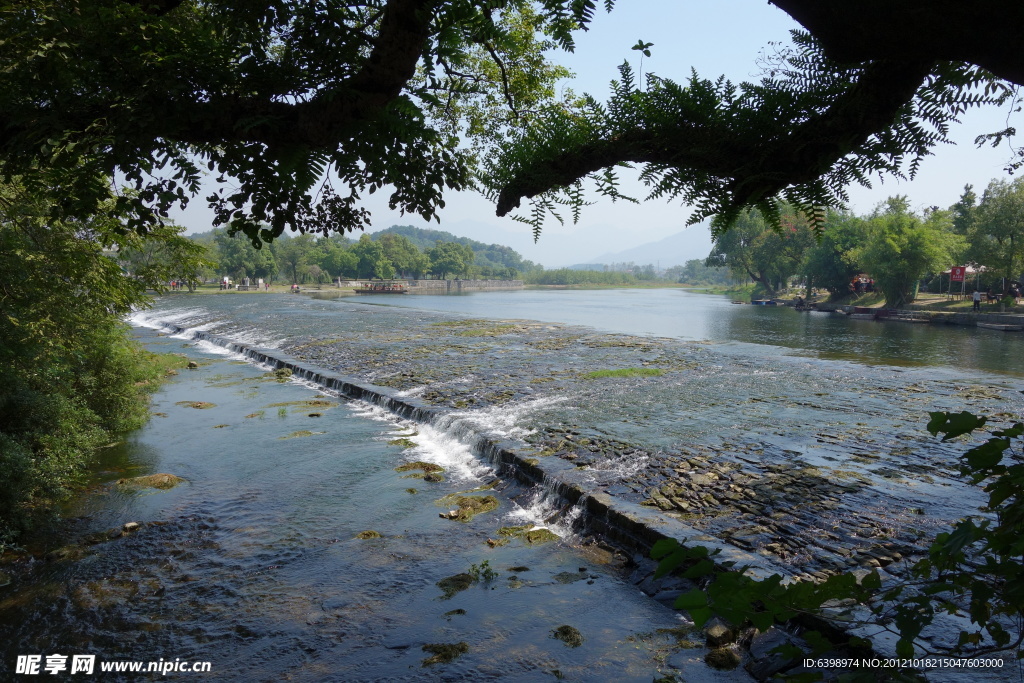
[2,289,1022,681]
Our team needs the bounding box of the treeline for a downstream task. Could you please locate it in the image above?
[0,178,197,545]
[707,178,1024,306]
[529,260,737,286]
[185,225,541,284]
[522,269,641,285]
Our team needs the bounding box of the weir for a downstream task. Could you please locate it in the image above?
[157,322,791,581]
[152,319,1011,674]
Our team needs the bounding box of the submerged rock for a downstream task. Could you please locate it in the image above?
[552,624,584,647]
[436,573,475,599]
[421,642,469,666]
[116,473,186,490]
[355,530,381,539]
[705,647,740,670]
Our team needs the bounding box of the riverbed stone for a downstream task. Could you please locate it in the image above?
[704,618,736,647]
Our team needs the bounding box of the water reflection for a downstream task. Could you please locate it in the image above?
[370,289,1024,376]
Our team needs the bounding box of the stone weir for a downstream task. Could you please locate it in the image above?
[158,323,964,674]
[162,324,784,577]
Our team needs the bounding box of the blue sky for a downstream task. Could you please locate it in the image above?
[177,2,1022,268]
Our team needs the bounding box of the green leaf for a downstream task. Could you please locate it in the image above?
[673,588,708,611]
[927,411,986,440]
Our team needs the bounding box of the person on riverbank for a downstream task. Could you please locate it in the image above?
[973,289,982,311]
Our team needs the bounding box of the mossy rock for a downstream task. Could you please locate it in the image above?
[264,399,337,409]
[116,473,186,490]
[438,495,498,522]
[280,430,323,439]
[552,625,584,647]
[523,528,559,545]
[496,525,558,545]
[395,461,444,474]
[406,488,418,494]
[423,473,445,483]
[705,647,740,670]
[388,438,417,449]
[437,573,475,599]
[174,401,216,409]
[272,367,293,380]
[421,642,469,666]
[355,530,381,539]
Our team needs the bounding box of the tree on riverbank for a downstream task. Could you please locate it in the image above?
[0,176,186,545]
[859,198,963,307]
[705,207,815,297]
[0,0,582,244]
[965,178,1024,289]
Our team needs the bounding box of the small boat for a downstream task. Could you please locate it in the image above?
[354,283,408,294]
[977,322,1022,331]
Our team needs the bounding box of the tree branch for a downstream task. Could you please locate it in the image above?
[770,0,1024,86]
[496,59,933,217]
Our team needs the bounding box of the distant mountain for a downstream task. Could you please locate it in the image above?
[577,225,714,268]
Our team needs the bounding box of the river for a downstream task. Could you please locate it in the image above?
[0,288,1020,681]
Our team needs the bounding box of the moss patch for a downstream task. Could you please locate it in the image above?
[355,530,381,539]
[552,625,584,648]
[497,525,559,545]
[705,648,740,670]
[436,573,475,599]
[438,495,499,522]
[244,411,265,419]
[421,642,469,666]
[175,401,216,409]
[116,473,186,490]
[279,430,323,439]
[264,399,338,409]
[456,325,517,337]
[388,438,417,449]
[582,368,664,379]
[395,461,444,474]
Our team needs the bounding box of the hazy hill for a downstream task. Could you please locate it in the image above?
[580,225,714,269]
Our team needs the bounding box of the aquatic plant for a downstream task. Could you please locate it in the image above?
[469,560,498,582]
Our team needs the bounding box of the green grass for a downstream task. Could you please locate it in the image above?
[583,368,665,379]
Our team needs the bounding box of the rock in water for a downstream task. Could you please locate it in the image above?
[116,473,186,490]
